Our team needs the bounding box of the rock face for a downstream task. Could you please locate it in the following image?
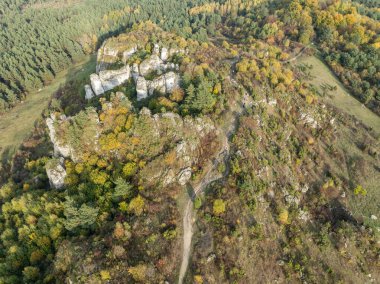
[161,47,168,61]
[90,74,105,96]
[90,65,130,96]
[98,65,130,92]
[131,63,139,82]
[46,158,67,189]
[84,85,95,100]
[122,46,137,63]
[46,114,71,158]
[178,167,192,185]
[136,77,148,100]
[139,54,164,76]
[148,75,166,95]
[96,45,119,73]
[136,72,180,101]
[164,71,180,93]
[89,44,180,100]
[153,43,160,55]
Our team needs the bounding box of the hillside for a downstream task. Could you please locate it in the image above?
[0,1,379,283]
[296,55,380,135]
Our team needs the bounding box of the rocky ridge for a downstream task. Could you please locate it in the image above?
[87,43,182,100]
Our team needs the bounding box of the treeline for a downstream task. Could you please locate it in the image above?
[0,0,216,112]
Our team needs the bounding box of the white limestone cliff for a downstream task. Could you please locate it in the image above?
[136,76,148,100]
[46,114,71,158]
[46,158,67,189]
[90,74,105,96]
[98,65,130,92]
[139,54,164,76]
[84,84,95,100]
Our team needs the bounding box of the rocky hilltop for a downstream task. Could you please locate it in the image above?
[1,22,377,284]
[85,27,186,101]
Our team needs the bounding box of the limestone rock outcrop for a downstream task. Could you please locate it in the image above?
[88,43,181,100]
[84,84,95,100]
[139,54,164,76]
[164,71,180,93]
[178,167,192,185]
[96,45,119,73]
[136,77,148,100]
[90,74,105,96]
[90,65,130,96]
[136,71,180,101]
[131,63,139,82]
[46,114,71,158]
[46,158,67,189]
[122,45,137,63]
[98,65,130,92]
[160,47,168,61]
[46,109,100,162]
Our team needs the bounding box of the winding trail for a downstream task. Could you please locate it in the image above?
[178,57,249,284]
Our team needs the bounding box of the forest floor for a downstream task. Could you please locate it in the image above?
[296,55,380,135]
[0,55,95,160]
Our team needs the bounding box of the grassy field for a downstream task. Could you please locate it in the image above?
[0,55,96,160]
[296,56,380,135]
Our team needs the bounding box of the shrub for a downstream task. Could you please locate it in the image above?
[100,270,111,280]
[128,264,147,282]
[128,195,145,216]
[213,199,226,215]
[123,162,137,177]
[278,209,289,225]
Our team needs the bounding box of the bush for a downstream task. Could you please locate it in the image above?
[213,199,226,215]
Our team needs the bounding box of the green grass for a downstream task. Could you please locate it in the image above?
[0,55,96,160]
[296,56,380,135]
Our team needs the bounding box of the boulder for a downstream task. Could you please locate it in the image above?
[136,77,148,100]
[46,158,67,189]
[90,74,105,96]
[139,54,164,76]
[84,85,94,100]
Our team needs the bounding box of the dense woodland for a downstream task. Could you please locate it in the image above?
[0,0,379,283]
[0,0,213,112]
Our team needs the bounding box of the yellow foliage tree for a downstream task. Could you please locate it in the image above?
[128,195,145,216]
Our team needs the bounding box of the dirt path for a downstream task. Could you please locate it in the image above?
[178,57,249,283]
[280,44,311,63]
